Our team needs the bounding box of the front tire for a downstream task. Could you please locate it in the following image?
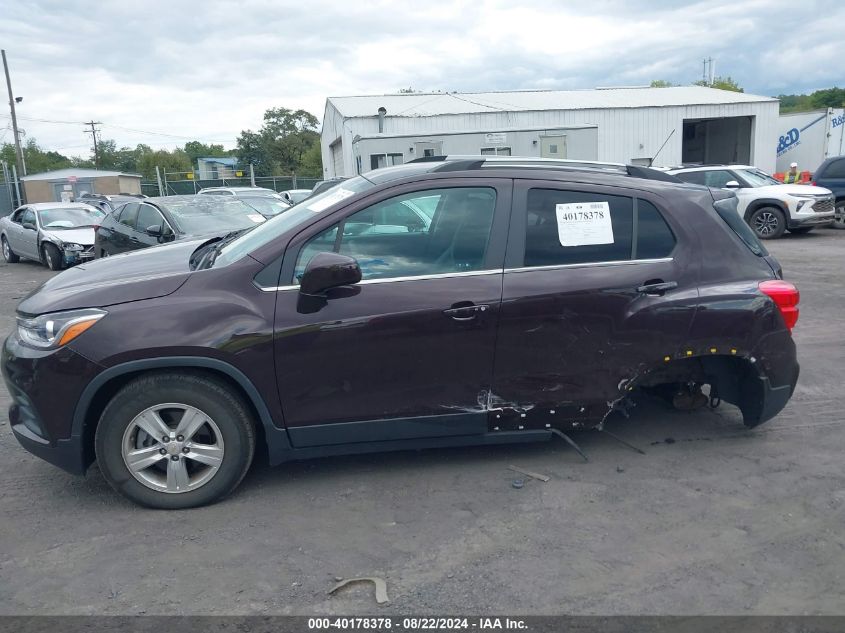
[42,243,63,270]
[834,201,845,230]
[749,206,786,240]
[789,227,813,235]
[95,372,256,509]
[1,236,19,263]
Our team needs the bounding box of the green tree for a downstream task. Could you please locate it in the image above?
[236,106,321,176]
[183,141,232,167]
[694,76,743,92]
[650,80,675,88]
[1,138,74,174]
[136,148,191,180]
[810,87,845,109]
[298,142,323,178]
[235,130,275,176]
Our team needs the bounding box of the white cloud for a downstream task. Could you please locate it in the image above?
[0,0,842,156]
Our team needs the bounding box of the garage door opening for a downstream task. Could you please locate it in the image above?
[682,116,752,165]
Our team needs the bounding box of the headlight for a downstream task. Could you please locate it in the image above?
[16,308,106,349]
[62,243,84,251]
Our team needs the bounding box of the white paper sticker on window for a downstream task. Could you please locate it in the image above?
[247,214,266,223]
[307,188,356,213]
[555,201,613,247]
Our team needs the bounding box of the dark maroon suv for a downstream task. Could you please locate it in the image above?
[1,157,800,508]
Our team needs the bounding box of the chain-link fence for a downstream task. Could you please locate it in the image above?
[142,171,321,197]
[0,161,21,217]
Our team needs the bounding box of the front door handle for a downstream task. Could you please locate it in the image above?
[636,281,678,295]
[443,303,489,321]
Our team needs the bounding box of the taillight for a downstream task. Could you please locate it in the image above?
[759,280,799,331]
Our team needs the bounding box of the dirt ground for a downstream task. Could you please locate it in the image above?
[1,228,843,616]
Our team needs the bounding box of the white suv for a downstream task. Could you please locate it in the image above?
[668,165,835,239]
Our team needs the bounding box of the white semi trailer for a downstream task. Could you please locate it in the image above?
[776,108,845,174]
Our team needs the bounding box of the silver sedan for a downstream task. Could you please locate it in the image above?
[0,202,106,270]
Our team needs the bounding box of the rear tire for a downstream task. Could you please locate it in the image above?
[1,236,19,263]
[834,201,845,230]
[749,206,786,240]
[42,243,63,270]
[95,372,256,509]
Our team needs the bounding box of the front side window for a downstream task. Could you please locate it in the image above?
[295,187,497,282]
[21,209,36,226]
[522,190,675,267]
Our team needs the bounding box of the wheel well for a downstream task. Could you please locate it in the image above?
[638,355,762,421]
[744,200,787,222]
[80,367,268,469]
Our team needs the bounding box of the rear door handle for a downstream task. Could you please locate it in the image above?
[443,304,489,321]
[636,281,678,295]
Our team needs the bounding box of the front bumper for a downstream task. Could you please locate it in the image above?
[63,248,95,266]
[1,333,103,475]
[788,212,835,228]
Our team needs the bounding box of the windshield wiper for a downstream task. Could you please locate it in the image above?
[193,229,246,270]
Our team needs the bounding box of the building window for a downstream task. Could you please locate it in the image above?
[423,148,436,157]
[480,147,511,156]
[370,153,404,170]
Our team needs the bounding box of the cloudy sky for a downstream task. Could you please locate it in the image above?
[1,0,842,158]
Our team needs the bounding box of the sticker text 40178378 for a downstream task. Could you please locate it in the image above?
[555,201,614,247]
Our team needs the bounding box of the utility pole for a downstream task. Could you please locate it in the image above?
[84,120,102,168]
[2,49,26,181]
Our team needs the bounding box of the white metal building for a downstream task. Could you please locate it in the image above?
[321,86,780,178]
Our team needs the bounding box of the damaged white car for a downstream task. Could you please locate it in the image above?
[1,203,106,270]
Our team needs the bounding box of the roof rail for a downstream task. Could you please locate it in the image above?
[407,155,682,182]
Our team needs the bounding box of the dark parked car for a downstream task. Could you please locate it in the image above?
[95,195,266,257]
[812,155,845,229]
[77,192,147,213]
[306,177,348,200]
[2,157,799,508]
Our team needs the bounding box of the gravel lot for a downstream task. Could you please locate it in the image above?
[1,229,843,616]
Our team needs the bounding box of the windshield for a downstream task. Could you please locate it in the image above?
[737,169,781,187]
[38,206,105,228]
[239,197,290,217]
[161,198,266,234]
[212,175,375,268]
[288,191,311,204]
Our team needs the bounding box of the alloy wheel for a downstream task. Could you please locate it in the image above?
[754,211,779,236]
[2,239,9,261]
[121,403,225,494]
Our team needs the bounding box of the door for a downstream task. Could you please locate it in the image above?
[134,203,173,248]
[540,136,567,159]
[491,181,699,425]
[18,208,40,259]
[109,202,140,253]
[273,181,512,446]
[4,208,27,255]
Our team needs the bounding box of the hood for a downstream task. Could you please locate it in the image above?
[18,238,206,316]
[41,227,96,246]
[757,184,833,196]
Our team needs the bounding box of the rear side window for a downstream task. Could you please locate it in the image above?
[522,190,675,267]
[713,197,768,256]
[636,200,676,259]
[118,203,139,228]
[675,171,707,185]
[524,190,633,266]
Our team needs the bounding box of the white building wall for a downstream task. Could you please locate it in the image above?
[323,101,779,177]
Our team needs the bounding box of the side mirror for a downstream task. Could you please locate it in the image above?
[145,224,163,237]
[300,252,361,296]
[22,222,36,230]
[724,180,741,189]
